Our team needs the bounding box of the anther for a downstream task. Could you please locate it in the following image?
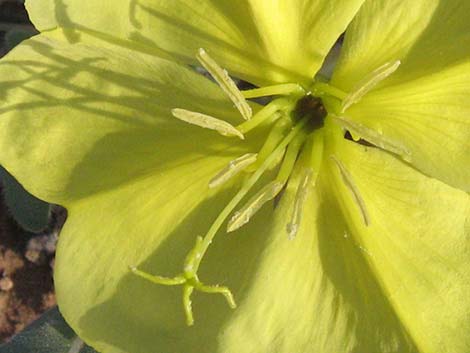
[332,115,411,161]
[287,168,313,239]
[172,108,244,139]
[209,153,258,188]
[330,156,370,226]
[341,60,401,113]
[131,117,309,326]
[197,48,252,120]
[227,181,284,232]
[226,127,307,234]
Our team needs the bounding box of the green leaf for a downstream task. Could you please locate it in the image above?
[5,28,38,52]
[0,166,50,232]
[0,307,97,353]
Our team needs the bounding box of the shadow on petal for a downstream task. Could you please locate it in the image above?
[316,179,419,352]
[70,188,273,353]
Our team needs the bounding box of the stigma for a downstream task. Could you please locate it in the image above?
[131,48,404,325]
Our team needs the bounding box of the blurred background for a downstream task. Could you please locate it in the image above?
[0,0,58,344]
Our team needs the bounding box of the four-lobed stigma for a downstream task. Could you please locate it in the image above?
[131,48,404,326]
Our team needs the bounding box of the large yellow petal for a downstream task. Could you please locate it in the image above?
[55,156,261,353]
[220,157,418,353]
[0,31,255,205]
[331,0,470,190]
[54,158,416,353]
[26,0,365,86]
[53,130,469,353]
[323,135,470,353]
[333,0,470,87]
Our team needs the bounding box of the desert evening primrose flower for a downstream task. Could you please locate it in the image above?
[0,0,469,352]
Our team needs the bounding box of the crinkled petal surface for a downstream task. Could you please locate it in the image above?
[332,0,470,191]
[0,31,257,205]
[26,0,365,86]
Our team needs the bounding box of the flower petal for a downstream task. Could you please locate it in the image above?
[53,156,414,353]
[53,136,469,353]
[26,0,365,86]
[332,0,470,88]
[0,31,255,204]
[335,65,470,191]
[219,160,419,353]
[331,0,470,191]
[323,136,470,353]
[54,158,267,353]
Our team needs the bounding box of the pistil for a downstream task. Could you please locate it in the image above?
[228,131,308,232]
[131,116,310,325]
[131,48,354,327]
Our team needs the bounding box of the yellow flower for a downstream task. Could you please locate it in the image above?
[0,1,469,352]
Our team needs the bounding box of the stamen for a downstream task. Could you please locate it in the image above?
[172,108,244,139]
[275,132,307,183]
[196,48,252,120]
[237,98,292,134]
[332,115,411,161]
[209,153,258,188]
[330,156,370,226]
[227,181,284,233]
[287,168,313,239]
[227,130,307,233]
[341,60,401,113]
[309,131,325,186]
[310,81,348,100]
[246,117,292,173]
[193,119,308,273]
[131,117,309,325]
[242,83,305,99]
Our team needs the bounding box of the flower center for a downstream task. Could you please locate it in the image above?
[131,48,404,326]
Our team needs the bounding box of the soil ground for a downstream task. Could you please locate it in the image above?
[0,0,56,343]
[0,189,57,343]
